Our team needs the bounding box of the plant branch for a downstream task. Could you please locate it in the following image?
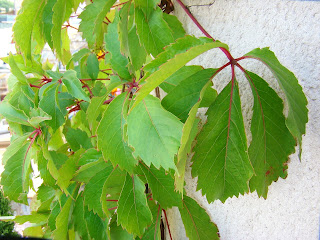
[112,1,130,8]
[162,209,173,240]
[174,0,233,60]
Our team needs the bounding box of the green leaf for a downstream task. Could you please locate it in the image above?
[52,198,73,240]
[0,134,30,204]
[118,2,131,57]
[6,84,35,116]
[244,48,308,153]
[14,212,48,225]
[28,108,52,127]
[138,201,161,240]
[117,174,153,237]
[86,53,100,80]
[73,197,89,240]
[105,11,131,79]
[8,53,28,84]
[87,75,125,133]
[61,28,72,65]
[245,71,296,198]
[138,163,181,209]
[84,208,108,240]
[98,93,137,173]
[52,0,72,60]
[128,95,183,170]
[128,26,147,71]
[159,65,203,93]
[78,148,102,166]
[163,13,186,40]
[37,184,56,212]
[64,127,93,151]
[110,217,134,240]
[83,161,113,218]
[39,83,66,131]
[134,6,174,56]
[0,101,31,126]
[56,151,83,194]
[3,54,44,76]
[23,226,44,238]
[199,84,218,108]
[62,70,90,102]
[175,77,213,194]
[48,201,60,231]
[42,0,57,49]
[131,36,227,110]
[161,68,217,122]
[134,0,160,9]
[192,81,253,202]
[37,150,56,186]
[79,0,117,46]
[73,158,105,183]
[102,167,126,217]
[179,196,219,240]
[13,0,46,61]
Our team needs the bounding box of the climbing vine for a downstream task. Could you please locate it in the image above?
[0,0,308,239]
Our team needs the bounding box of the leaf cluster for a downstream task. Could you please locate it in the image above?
[0,0,308,239]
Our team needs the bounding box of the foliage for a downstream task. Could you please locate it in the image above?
[0,0,14,13]
[0,189,19,237]
[0,0,308,239]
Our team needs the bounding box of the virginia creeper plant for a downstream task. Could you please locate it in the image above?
[0,0,308,239]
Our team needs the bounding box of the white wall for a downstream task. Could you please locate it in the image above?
[167,0,320,239]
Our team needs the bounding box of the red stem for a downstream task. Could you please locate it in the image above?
[23,128,41,178]
[81,83,93,97]
[162,209,173,240]
[235,56,251,62]
[211,61,232,80]
[108,206,118,211]
[106,199,118,202]
[105,16,111,23]
[104,98,114,104]
[30,84,41,88]
[224,64,236,165]
[174,0,233,60]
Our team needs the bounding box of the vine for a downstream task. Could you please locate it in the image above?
[0,0,308,239]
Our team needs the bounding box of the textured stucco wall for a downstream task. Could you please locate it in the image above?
[167,0,320,239]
